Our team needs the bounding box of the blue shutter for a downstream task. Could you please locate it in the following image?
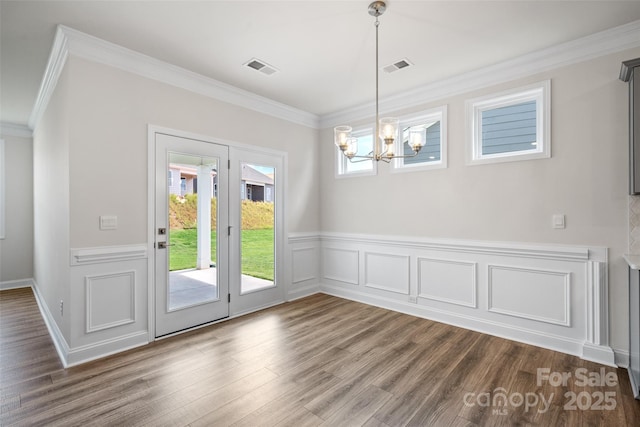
[481,100,537,155]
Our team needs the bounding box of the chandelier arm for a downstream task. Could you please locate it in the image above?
[347,156,376,163]
[390,147,424,159]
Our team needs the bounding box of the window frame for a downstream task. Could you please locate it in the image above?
[392,106,448,173]
[335,126,377,179]
[466,80,551,166]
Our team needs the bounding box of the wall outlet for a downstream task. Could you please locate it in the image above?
[99,215,118,230]
[409,296,418,304]
[60,300,64,316]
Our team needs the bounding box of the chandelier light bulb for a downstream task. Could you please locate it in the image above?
[379,117,399,143]
[345,138,358,158]
[334,125,352,151]
[408,127,426,152]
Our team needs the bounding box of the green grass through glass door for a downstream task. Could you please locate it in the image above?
[169,228,274,281]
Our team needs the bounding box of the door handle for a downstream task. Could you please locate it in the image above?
[157,241,174,249]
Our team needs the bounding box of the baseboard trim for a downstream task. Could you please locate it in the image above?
[31,279,149,367]
[630,367,640,399]
[286,283,321,302]
[320,284,616,367]
[65,331,149,367]
[582,343,616,367]
[0,278,35,290]
[614,348,630,368]
[31,281,71,367]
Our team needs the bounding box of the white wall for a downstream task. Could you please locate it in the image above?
[320,47,640,356]
[0,134,33,284]
[65,56,319,249]
[33,62,72,343]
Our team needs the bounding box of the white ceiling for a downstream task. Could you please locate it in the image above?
[2,0,640,127]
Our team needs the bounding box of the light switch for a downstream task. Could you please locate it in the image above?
[100,215,118,230]
[552,214,565,229]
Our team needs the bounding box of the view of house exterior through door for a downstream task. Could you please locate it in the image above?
[153,132,285,337]
[155,134,230,337]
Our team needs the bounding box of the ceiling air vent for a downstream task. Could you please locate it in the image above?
[383,58,413,74]
[244,58,279,76]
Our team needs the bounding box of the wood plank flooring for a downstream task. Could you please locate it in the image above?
[1,287,639,426]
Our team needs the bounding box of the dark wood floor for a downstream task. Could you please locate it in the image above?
[1,288,639,426]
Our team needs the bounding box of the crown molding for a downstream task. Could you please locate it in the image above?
[29,20,640,133]
[29,25,320,131]
[29,26,69,131]
[0,122,33,138]
[320,19,640,129]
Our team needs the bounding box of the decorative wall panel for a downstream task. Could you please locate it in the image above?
[364,252,410,294]
[85,271,136,333]
[418,258,477,308]
[488,265,570,327]
[291,247,318,284]
[323,247,359,285]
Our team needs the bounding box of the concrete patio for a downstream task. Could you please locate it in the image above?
[168,268,274,310]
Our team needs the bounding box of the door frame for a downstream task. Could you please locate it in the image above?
[147,125,288,341]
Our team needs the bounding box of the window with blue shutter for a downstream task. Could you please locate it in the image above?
[394,106,448,172]
[467,81,550,165]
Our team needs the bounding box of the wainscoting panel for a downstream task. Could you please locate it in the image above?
[319,232,614,366]
[287,233,321,300]
[364,252,410,295]
[488,265,570,327]
[418,258,477,308]
[65,244,149,366]
[323,247,359,286]
[85,271,136,333]
[291,247,318,284]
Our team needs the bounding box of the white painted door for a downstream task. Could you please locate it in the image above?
[155,133,229,337]
[229,148,284,315]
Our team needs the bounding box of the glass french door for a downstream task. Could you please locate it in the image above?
[155,133,229,337]
[229,148,284,315]
[153,132,284,337]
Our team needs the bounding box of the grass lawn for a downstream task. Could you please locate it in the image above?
[169,228,274,281]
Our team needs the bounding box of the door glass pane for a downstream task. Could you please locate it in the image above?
[240,163,275,294]
[168,153,219,310]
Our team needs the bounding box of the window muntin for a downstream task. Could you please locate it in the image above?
[336,127,376,177]
[393,106,447,172]
[466,80,550,165]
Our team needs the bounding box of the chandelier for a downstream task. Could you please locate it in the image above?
[334,1,426,163]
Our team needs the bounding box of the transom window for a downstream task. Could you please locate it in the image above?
[335,127,376,178]
[466,80,550,165]
[393,106,447,172]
